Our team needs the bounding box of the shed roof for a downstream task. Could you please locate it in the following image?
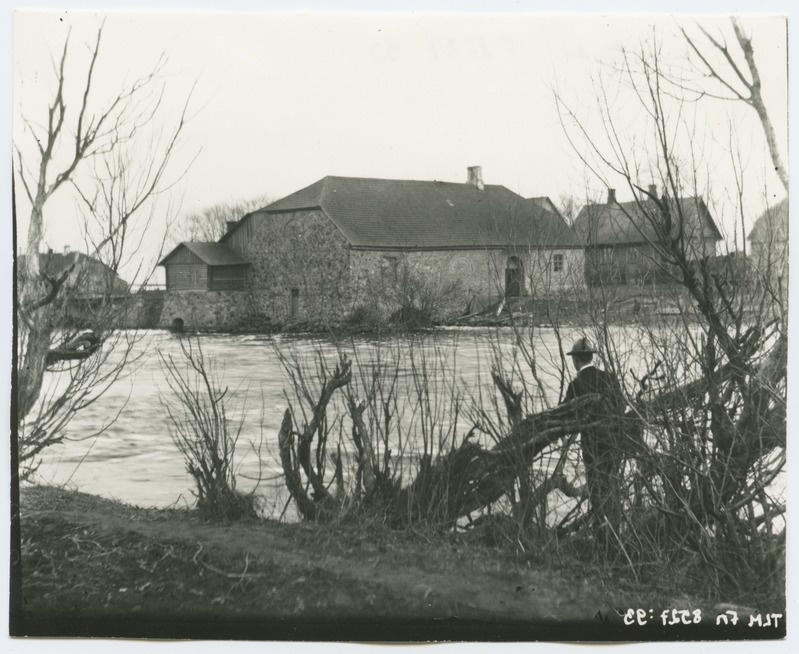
[228,176,580,249]
[748,198,788,244]
[573,197,722,247]
[158,242,249,266]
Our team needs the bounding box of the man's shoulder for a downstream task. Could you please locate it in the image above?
[580,365,613,378]
[594,367,616,381]
[579,366,619,391]
[578,365,603,380]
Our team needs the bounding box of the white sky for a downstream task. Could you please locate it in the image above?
[10,8,789,284]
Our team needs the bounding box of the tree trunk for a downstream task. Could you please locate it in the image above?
[391,394,614,525]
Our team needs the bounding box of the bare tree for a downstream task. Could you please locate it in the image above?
[14,23,195,478]
[176,194,273,243]
[557,194,580,226]
[678,18,787,191]
[554,27,785,600]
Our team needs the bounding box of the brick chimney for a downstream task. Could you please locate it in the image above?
[63,245,71,254]
[648,184,657,198]
[467,166,484,191]
[607,188,616,204]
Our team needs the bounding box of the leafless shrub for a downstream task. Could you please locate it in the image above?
[160,338,257,521]
[274,337,476,524]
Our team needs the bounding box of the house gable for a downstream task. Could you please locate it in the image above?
[574,196,721,248]
[159,242,249,292]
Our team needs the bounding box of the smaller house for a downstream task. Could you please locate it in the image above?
[18,247,129,297]
[748,198,788,289]
[158,242,250,292]
[573,187,722,286]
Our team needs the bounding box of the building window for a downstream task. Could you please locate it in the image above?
[553,253,565,273]
[290,288,300,320]
[381,256,399,282]
[626,248,637,262]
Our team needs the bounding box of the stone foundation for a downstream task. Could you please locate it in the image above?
[158,290,259,332]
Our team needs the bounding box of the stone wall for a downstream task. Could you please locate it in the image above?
[229,209,353,326]
[161,209,587,330]
[117,291,166,329]
[521,248,585,295]
[350,249,503,321]
[158,290,256,331]
[350,247,586,321]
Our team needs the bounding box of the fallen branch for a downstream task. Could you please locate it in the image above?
[45,330,101,366]
[392,394,613,524]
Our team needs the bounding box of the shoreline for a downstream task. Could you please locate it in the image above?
[13,485,783,641]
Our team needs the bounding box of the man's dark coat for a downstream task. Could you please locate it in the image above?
[563,364,625,523]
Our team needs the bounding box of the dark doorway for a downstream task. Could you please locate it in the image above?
[290,288,300,320]
[505,256,523,298]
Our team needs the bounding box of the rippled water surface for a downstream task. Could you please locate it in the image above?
[34,328,580,513]
[32,326,785,519]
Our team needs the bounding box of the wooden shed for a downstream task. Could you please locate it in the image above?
[158,242,249,292]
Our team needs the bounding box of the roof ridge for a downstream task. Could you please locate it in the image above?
[244,175,578,249]
[322,174,507,188]
[583,194,700,207]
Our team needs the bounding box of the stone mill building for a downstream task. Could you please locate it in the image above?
[158,167,584,331]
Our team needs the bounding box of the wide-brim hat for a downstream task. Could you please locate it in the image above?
[566,337,595,356]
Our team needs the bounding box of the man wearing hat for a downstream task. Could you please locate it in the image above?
[562,337,625,552]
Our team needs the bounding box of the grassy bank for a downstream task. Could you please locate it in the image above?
[12,485,782,641]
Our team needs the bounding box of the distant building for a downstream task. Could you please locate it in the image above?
[748,198,788,289]
[573,187,722,286]
[18,247,129,298]
[159,167,584,330]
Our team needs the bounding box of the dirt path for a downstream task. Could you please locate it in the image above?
[14,486,709,639]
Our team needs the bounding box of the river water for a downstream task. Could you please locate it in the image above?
[30,326,785,522]
[33,328,581,515]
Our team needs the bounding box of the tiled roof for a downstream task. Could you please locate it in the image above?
[573,197,722,247]
[241,176,580,249]
[158,242,249,266]
[748,198,788,243]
